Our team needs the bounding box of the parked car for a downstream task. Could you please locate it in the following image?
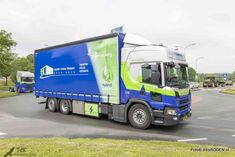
[189,82,199,89]
[225,80,233,86]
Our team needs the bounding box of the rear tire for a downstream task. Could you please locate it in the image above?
[128,104,151,129]
[59,99,71,115]
[47,98,57,112]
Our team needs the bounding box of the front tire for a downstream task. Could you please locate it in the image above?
[47,98,57,112]
[128,104,151,129]
[17,88,21,93]
[9,87,15,92]
[59,99,71,115]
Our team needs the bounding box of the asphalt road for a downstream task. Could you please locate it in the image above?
[0,87,235,147]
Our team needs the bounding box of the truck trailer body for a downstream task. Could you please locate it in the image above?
[35,33,191,129]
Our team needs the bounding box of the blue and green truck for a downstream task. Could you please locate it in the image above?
[9,71,34,93]
[35,32,191,129]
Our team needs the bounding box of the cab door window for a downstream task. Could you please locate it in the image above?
[141,63,161,86]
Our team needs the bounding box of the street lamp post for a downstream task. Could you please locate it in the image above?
[195,57,204,82]
[195,57,204,72]
[175,43,196,55]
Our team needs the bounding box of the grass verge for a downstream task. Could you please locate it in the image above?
[220,88,235,95]
[0,138,234,157]
[0,80,15,86]
[0,92,18,98]
[0,80,14,91]
[0,86,10,90]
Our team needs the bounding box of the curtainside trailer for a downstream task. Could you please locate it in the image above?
[35,32,192,129]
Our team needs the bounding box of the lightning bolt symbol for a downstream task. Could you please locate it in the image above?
[90,106,93,113]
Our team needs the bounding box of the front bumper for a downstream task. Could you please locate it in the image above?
[152,110,192,126]
[20,84,34,92]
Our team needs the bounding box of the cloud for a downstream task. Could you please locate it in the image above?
[0,0,234,73]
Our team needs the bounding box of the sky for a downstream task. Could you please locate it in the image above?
[0,0,234,73]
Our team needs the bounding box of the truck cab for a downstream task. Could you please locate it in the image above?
[120,34,191,127]
[16,71,35,93]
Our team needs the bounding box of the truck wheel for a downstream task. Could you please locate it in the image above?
[128,104,151,129]
[47,98,57,112]
[59,99,71,115]
[17,88,21,93]
[9,87,14,92]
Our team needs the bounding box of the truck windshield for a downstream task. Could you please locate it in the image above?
[21,77,34,83]
[165,63,189,88]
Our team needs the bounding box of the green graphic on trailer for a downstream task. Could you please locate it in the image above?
[85,103,99,117]
[40,65,54,77]
[88,37,119,104]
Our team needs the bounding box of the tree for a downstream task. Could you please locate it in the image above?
[0,30,17,85]
[188,67,196,82]
[197,73,205,82]
[26,54,34,72]
[232,71,235,82]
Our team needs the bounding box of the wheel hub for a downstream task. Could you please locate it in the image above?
[133,109,146,125]
[62,101,69,111]
[48,100,54,109]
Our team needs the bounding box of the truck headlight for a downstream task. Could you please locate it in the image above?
[165,107,176,115]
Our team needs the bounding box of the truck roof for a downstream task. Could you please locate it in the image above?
[35,33,119,52]
[17,71,34,77]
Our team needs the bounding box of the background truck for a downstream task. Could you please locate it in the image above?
[35,32,192,129]
[203,76,225,87]
[9,71,34,93]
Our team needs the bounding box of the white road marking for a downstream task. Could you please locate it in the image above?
[197,116,216,120]
[232,135,235,137]
[0,132,7,136]
[177,138,208,142]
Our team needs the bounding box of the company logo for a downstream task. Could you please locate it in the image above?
[102,65,113,82]
[40,65,54,77]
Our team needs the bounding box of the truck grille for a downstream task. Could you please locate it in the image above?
[179,104,189,111]
[179,98,189,105]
